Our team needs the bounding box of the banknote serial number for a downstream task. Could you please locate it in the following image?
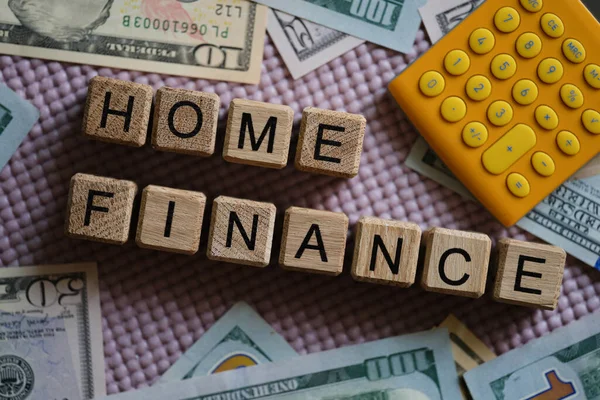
[122,16,230,39]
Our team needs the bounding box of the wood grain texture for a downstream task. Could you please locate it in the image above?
[223,99,294,169]
[279,206,349,276]
[152,87,220,156]
[421,227,491,298]
[82,76,153,147]
[65,173,137,245]
[492,238,566,310]
[294,107,366,178]
[136,185,206,255]
[207,196,276,267]
[351,217,421,287]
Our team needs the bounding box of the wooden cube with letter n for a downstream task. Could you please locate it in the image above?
[295,107,366,178]
[279,207,349,276]
[493,239,566,310]
[65,173,137,244]
[351,217,421,287]
[223,99,294,169]
[83,76,153,147]
[421,228,492,298]
[207,196,276,267]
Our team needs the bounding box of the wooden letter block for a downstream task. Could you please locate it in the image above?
[152,87,220,156]
[223,99,294,169]
[421,228,492,298]
[82,76,153,147]
[65,173,137,244]
[279,207,349,276]
[207,196,276,267]
[493,238,566,310]
[351,217,421,287]
[294,107,366,178]
[136,185,206,255]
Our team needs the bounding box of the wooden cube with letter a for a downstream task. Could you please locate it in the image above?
[295,107,366,178]
[493,238,566,310]
[152,87,220,156]
[421,228,492,298]
[136,185,206,255]
[223,99,294,169]
[351,217,421,287]
[83,76,153,147]
[207,196,277,267]
[65,173,137,244]
[279,207,349,276]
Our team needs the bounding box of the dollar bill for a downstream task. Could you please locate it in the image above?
[0,0,267,84]
[0,84,39,171]
[252,0,426,54]
[465,312,600,399]
[103,329,461,399]
[158,301,297,383]
[418,0,485,43]
[0,263,105,399]
[268,9,364,80]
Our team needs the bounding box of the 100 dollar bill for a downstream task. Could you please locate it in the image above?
[0,0,267,84]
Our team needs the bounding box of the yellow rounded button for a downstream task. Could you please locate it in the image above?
[512,79,539,105]
[562,39,586,64]
[441,97,467,122]
[487,101,514,127]
[419,71,446,97]
[516,32,542,59]
[444,50,471,76]
[469,28,496,55]
[462,122,489,148]
[531,152,555,177]
[520,0,542,12]
[535,105,559,130]
[584,64,600,89]
[560,84,584,109]
[465,75,492,101]
[482,124,537,174]
[582,109,600,135]
[494,7,521,33]
[507,173,531,198]
[556,131,580,155]
[491,54,517,80]
[537,58,564,84]
[541,13,564,38]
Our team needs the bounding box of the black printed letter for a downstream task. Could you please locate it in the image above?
[238,113,277,153]
[226,212,259,250]
[84,190,114,226]
[314,124,343,163]
[438,248,471,286]
[370,235,403,274]
[168,101,203,138]
[101,92,135,132]
[295,224,328,262]
[514,255,544,295]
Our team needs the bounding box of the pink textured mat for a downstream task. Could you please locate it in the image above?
[1,30,599,394]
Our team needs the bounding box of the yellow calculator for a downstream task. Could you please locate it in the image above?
[389,0,600,226]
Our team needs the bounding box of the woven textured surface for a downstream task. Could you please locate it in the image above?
[1,30,600,395]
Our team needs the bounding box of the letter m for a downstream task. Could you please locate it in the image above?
[238,112,277,153]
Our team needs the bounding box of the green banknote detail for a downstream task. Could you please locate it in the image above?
[303,0,404,30]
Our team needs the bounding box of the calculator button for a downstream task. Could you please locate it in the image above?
[491,54,517,80]
[584,64,600,89]
[462,122,489,148]
[582,110,600,135]
[535,105,559,130]
[531,152,555,177]
[419,71,446,97]
[520,0,542,12]
[541,13,564,38]
[494,7,521,33]
[562,39,586,64]
[487,101,514,127]
[512,79,539,105]
[466,75,492,101]
[507,173,531,198]
[537,58,564,84]
[469,28,496,55]
[560,84,584,109]
[441,97,467,122]
[556,131,580,155]
[444,50,471,76]
[482,124,536,174]
[516,33,542,59]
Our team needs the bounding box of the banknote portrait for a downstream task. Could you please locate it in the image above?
[7,0,113,42]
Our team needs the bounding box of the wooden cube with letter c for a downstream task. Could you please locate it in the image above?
[492,238,566,310]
